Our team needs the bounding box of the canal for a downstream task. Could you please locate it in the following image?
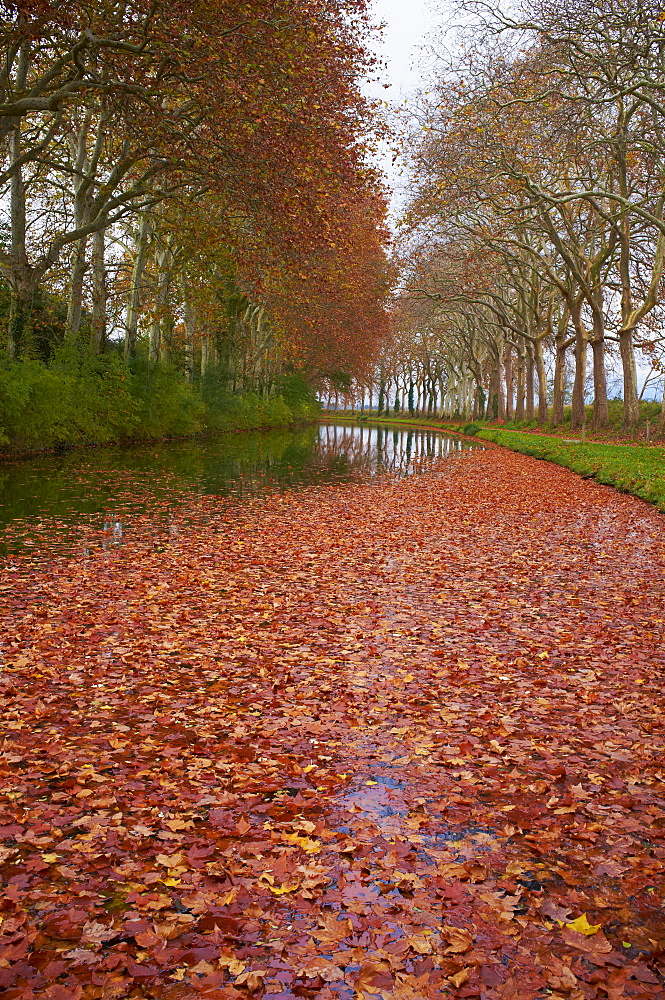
[0,422,479,558]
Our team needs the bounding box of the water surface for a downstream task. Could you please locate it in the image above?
[0,422,478,558]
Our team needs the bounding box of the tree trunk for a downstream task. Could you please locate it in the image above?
[515,346,526,421]
[66,112,97,340]
[125,214,150,359]
[378,380,385,414]
[504,344,513,419]
[525,343,535,421]
[67,236,88,338]
[488,359,501,421]
[619,328,640,427]
[497,351,506,421]
[590,333,609,429]
[464,378,473,420]
[90,229,107,352]
[474,378,486,420]
[181,276,195,382]
[589,295,609,428]
[7,69,29,358]
[534,338,548,425]
[150,241,170,363]
[8,290,30,359]
[201,332,211,376]
[570,325,587,431]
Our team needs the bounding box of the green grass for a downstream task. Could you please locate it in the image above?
[463,427,665,512]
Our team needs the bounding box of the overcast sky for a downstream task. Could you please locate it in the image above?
[364,0,450,211]
[369,0,437,100]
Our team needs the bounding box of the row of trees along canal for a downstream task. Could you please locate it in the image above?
[327,0,665,433]
[0,1,392,446]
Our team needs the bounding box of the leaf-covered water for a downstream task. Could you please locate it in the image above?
[0,423,476,557]
[1,434,664,998]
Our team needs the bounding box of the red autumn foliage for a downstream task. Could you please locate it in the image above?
[1,444,664,997]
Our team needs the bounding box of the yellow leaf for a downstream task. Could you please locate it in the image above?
[562,913,601,936]
[219,955,246,975]
[303,764,317,773]
[281,833,321,853]
[165,819,191,831]
[365,780,378,786]
[41,853,59,863]
[449,968,469,988]
[156,853,183,867]
[270,883,299,895]
[161,877,181,886]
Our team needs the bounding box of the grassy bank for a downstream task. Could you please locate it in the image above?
[464,426,665,512]
[323,399,665,443]
[322,412,665,513]
[0,351,318,455]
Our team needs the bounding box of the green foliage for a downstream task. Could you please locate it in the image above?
[275,371,320,421]
[128,358,204,438]
[475,428,665,512]
[377,380,385,416]
[462,422,482,436]
[0,350,133,449]
[0,351,305,453]
[0,280,68,363]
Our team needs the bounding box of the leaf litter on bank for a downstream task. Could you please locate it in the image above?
[0,446,664,998]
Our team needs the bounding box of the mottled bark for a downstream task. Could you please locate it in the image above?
[504,344,513,419]
[6,40,30,357]
[525,343,535,421]
[619,328,640,427]
[534,338,548,425]
[590,332,609,429]
[515,345,526,421]
[90,229,107,352]
[125,214,150,359]
[66,236,88,338]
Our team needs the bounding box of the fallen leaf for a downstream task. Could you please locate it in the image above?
[562,913,601,936]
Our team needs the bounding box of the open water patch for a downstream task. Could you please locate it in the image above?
[0,424,480,558]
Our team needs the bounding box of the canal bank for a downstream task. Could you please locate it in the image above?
[322,413,665,513]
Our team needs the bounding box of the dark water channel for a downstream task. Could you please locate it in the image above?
[0,422,479,558]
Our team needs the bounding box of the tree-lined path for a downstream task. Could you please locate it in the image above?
[1,444,664,998]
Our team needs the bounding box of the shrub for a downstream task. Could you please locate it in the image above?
[0,350,307,453]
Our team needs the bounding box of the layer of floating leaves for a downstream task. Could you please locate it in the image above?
[1,446,664,998]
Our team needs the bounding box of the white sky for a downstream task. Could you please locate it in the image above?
[364,0,448,214]
[369,0,437,101]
